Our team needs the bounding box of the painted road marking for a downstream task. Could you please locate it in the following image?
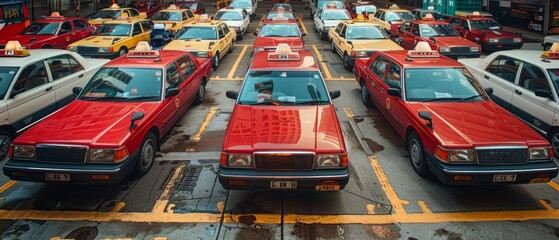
[540,200,554,211]
[369,156,407,214]
[192,107,218,143]
[0,180,16,194]
[152,163,186,213]
[343,107,355,118]
[298,15,308,34]
[366,204,375,214]
[111,202,126,213]
[227,45,249,79]
[211,77,354,81]
[311,44,333,80]
[211,77,243,81]
[418,201,432,214]
[548,180,559,192]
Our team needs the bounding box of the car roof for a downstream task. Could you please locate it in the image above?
[378,8,411,13]
[0,50,79,67]
[189,20,222,26]
[250,50,318,70]
[412,19,450,25]
[101,7,134,11]
[36,17,85,23]
[217,8,245,12]
[346,21,383,26]
[491,50,559,70]
[157,9,187,13]
[104,18,148,24]
[379,50,464,68]
[105,50,193,68]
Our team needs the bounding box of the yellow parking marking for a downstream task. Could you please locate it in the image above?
[369,156,407,214]
[418,201,432,214]
[236,44,252,47]
[152,163,186,213]
[343,107,355,118]
[211,77,243,81]
[111,202,126,213]
[311,45,333,79]
[167,204,176,214]
[151,238,168,240]
[227,45,249,79]
[325,77,354,81]
[547,180,559,192]
[366,204,375,214]
[192,107,218,143]
[298,15,308,34]
[0,180,16,194]
[540,200,554,211]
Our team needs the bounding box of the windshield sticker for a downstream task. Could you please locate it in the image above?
[280,72,287,78]
[85,92,107,97]
[314,75,319,78]
[278,96,296,102]
[435,92,452,98]
[155,71,161,76]
[9,71,14,74]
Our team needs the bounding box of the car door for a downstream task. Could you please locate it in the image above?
[160,63,183,134]
[367,56,390,106]
[55,21,74,49]
[242,10,250,30]
[176,55,199,109]
[46,55,86,108]
[314,9,323,30]
[383,62,406,133]
[140,20,153,41]
[399,21,415,49]
[331,23,343,53]
[73,19,92,39]
[481,55,520,110]
[6,61,56,132]
[218,24,232,55]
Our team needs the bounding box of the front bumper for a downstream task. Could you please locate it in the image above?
[425,150,558,185]
[481,42,524,51]
[218,168,350,190]
[76,51,122,60]
[440,51,482,59]
[3,151,139,184]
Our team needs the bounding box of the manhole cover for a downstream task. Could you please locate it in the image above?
[177,167,202,191]
[65,226,98,240]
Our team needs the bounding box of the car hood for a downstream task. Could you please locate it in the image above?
[88,18,111,25]
[350,39,403,51]
[0,35,54,46]
[430,36,478,47]
[220,20,243,27]
[324,19,346,27]
[223,105,345,152]
[14,100,158,147]
[473,30,520,38]
[407,101,547,147]
[163,39,212,51]
[71,36,128,47]
[253,37,303,49]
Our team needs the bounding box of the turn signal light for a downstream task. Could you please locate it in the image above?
[220,152,227,166]
[91,175,110,180]
[453,175,472,181]
[321,180,339,185]
[11,172,26,177]
[229,180,247,186]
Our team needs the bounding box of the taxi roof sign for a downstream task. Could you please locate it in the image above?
[117,13,130,20]
[196,14,211,23]
[423,13,435,20]
[47,12,63,18]
[110,3,120,9]
[128,41,160,58]
[267,43,300,61]
[407,41,439,58]
[389,4,399,9]
[276,6,285,11]
[427,6,435,10]
[272,13,288,21]
[167,4,178,10]
[354,14,369,22]
[326,3,338,9]
[542,43,559,59]
[0,41,30,57]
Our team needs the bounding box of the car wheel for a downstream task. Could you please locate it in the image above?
[548,129,559,157]
[408,131,430,177]
[238,31,244,40]
[212,52,220,70]
[331,41,336,53]
[343,53,352,71]
[229,41,234,53]
[134,131,157,177]
[193,81,205,105]
[361,84,372,107]
[0,131,13,160]
[119,48,128,56]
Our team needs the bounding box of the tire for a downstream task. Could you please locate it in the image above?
[133,131,157,177]
[0,131,13,160]
[238,31,244,40]
[360,84,372,107]
[119,47,128,57]
[212,52,220,70]
[408,131,430,177]
[228,41,234,53]
[343,53,352,71]
[331,41,336,53]
[193,81,205,105]
[548,129,559,157]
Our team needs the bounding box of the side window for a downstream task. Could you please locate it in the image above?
[129,9,140,17]
[485,56,520,83]
[73,20,87,30]
[13,61,48,94]
[518,63,551,94]
[141,21,153,32]
[340,25,347,37]
[182,11,188,21]
[401,22,411,32]
[165,63,181,89]
[133,23,142,35]
[385,63,402,91]
[68,55,84,73]
[379,11,385,21]
[177,56,197,79]
[449,18,460,27]
[47,56,74,80]
[460,20,469,29]
[373,10,381,19]
[186,10,194,19]
[411,24,420,36]
[334,23,343,34]
[59,21,72,34]
[369,57,389,80]
[222,24,230,34]
[218,25,226,38]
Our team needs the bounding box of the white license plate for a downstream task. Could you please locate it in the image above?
[45,173,70,181]
[493,174,516,182]
[270,181,296,189]
[315,185,340,191]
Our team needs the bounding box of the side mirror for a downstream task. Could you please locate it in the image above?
[165,88,179,98]
[535,89,554,100]
[226,90,238,100]
[429,36,436,43]
[484,87,493,96]
[418,111,433,129]
[347,40,353,46]
[387,88,401,98]
[329,90,341,100]
[210,16,214,20]
[72,87,82,96]
[302,32,307,37]
[129,111,145,130]
[253,31,258,36]
[395,37,403,44]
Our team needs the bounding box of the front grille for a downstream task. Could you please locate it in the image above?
[77,46,99,54]
[450,47,470,53]
[499,38,514,43]
[254,153,314,170]
[35,145,88,164]
[366,51,377,57]
[476,148,528,165]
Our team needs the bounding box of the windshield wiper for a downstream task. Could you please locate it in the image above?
[289,100,330,105]
[252,100,280,106]
[127,96,160,101]
[81,96,129,101]
[422,98,462,102]
[456,94,483,102]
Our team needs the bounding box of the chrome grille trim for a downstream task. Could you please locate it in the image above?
[253,151,315,170]
[475,146,528,165]
[35,144,89,164]
[77,46,99,54]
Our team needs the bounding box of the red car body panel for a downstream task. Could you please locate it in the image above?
[346,2,376,19]
[446,16,523,50]
[249,50,317,70]
[252,36,304,52]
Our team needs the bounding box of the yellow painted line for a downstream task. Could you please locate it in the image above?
[540,200,554,211]
[369,156,407,214]
[343,107,354,118]
[548,180,559,192]
[0,180,16,194]
[151,163,186,213]
[227,45,249,79]
[298,15,308,35]
[211,77,243,81]
[418,201,432,214]
[236,44,252,47]
[325,77,354,81]
[311,44,332,80]
[366,204,375,214]
[192,107,218,143]
[111,202,126,213]
[50,238,72,240]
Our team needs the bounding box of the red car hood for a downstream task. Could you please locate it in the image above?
[473,29,521,38]
[407,101,547,147]
[14,100,158,147]
[431,36,478,47]
[223,105,344,152]
[253,37,304,50]
[0,34,54,47]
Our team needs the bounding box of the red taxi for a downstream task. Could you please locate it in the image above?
[0,12,95,49]
[256,10,299,32]
[354,42,558,185]
[219,44,349,191]
[346,1,376,19]
[128,0,162,18]
[446,12,523,51]
[393,14,481,59]
[252,14,305,54]
[3,42,212,184]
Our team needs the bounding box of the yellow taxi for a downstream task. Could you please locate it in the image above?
[87,4,148,27]
[68,17,153,59]
[369,4,414,34]
[151,4,198,33]
[329,16,403,70]
[163,15,236,69]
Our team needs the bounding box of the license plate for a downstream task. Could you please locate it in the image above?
[270,181,296,189]
[315,185,340,191]
[493,174,516,182]
[45,173,70,181]
[457,56,466,59]
[153,35,164,39]
[529,177,550,183]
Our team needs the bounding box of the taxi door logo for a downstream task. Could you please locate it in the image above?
[175,98,180,108]
[385,98,391,109]
[66,36,70,41]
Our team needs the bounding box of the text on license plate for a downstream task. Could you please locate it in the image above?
[271,181,296,189]
[45,173,70,181]
[493,174,516,182]
[315,185,340,191]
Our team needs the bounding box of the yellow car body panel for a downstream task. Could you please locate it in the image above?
[329,21,403,58]
[88,8,148,26]
[163,21,236,59]
[370,9,412,30]
[152,9,198,32]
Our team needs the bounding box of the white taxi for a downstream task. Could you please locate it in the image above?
[459,43,559,154]
[0,41,108,159]
[543,35,559,51]
[314,7,351,40]
[213,7,250,40]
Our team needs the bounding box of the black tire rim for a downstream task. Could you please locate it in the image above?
[140,138,155,169]
[410,138,422,167]
[0,135,11,158]
[198,84,205,101]
[361,85,368,103]
[552,132,559,155]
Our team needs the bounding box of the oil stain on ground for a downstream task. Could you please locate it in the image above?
[434,228,463,240]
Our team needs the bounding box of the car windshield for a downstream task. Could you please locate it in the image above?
[178,3,197,10]
[386,11,414,21]
[267,12,295,20]
[92,10,120,19]
[229,1,251,8]
[238,71,330,105]
[419,24,459,37]
[405,68,488,102]
[470,20,501,30]
[94,24,132,36]
[21,22,60,35]
[318,1,343,9]
[152,11,182,21]
[347,26,388,39]
[356,5,376,14]
[549,69,559,95]
[175,26,216,40]
[79,68,163,102]
[0,67,19,99]
[322,10,350,20]
[215,11,243,21]
[259,24,300,37]
[272,4,292,11]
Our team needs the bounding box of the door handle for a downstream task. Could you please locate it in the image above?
[45,86,53,91]
[78,74,84,78]
[514,89,522,95]
[484,75,489,79]
[380,88,384,93]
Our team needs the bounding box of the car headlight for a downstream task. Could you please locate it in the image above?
[88,147,128,163]
[197,51,209,58]
[470,47,480,52]
[98,47,110,53]
[439,47,451,52]
[316,154,342,168]
[435,146,475,163]
[12,145,35,159]
[353,51,367,57]
[227,154,252,168]
[68,46,77,52]
[529,147,551,161]
[513,38,522,43]
[488,38,499,43]
[254,47,265,53]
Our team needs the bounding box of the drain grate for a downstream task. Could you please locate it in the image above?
[177,166,202,191]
